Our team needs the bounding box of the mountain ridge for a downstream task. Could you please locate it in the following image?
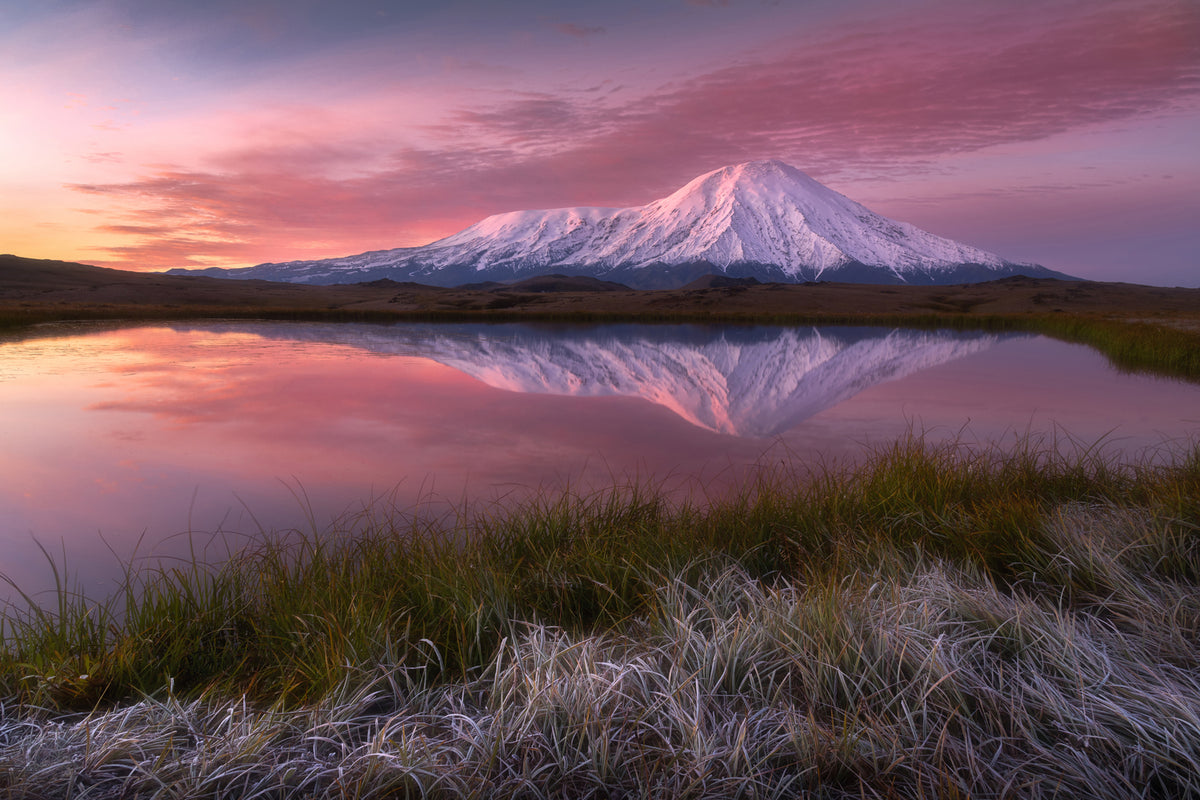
[174,160,1070,288]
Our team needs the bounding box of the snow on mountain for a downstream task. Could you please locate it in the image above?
[191,321,1008,437]
[171,160,1065,288]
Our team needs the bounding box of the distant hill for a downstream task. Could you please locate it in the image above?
[167,160,1075,289]
[489,274,632,293]
[5,253,1198,333]
[681,275,763,290]
[0,254,136,291]
[0,254,396,309]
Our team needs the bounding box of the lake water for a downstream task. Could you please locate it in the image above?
[2,320,1198,601]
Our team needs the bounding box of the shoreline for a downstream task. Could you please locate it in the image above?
[1,437,1198,795]
[5,255,1199,380]
[4,256,1200,794]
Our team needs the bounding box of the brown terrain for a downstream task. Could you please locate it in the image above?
[2,253,1198,327]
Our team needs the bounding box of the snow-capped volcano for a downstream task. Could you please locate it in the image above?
[171,161,1067,288]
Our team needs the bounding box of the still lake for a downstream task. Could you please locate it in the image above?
[2,320,1198,600]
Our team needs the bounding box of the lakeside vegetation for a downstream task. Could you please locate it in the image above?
[4,255,1199,380]
[3,263,1199,794]
[4,301,1199,384]
[2,437,1199,797]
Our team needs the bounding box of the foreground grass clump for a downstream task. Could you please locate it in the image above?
[1,439,1199,797]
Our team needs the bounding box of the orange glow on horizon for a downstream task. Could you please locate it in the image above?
[1,0,1196,283]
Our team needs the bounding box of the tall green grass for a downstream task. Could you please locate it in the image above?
[2,436,1195,708]
[1,437,1198,796]
[1026,315,1200,381]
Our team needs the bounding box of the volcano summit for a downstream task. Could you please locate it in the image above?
[171,161,1069,289]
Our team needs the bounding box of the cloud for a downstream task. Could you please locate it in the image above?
[448,94,593,147]
[597,1,1199,171]
[550,22,606,38]
[406,0,1200,204]
[82,151,125,164]
[70,0,1200,272]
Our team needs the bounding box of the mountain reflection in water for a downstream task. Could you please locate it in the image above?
[5,320,1200,601]
[228,323,1006,437]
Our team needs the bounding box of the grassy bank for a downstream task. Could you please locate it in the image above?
[6,301,1200,384]
[2,438,1199,797]
[1025,315,1200,380]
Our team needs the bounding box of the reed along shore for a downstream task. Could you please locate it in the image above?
[2,436,1199,797]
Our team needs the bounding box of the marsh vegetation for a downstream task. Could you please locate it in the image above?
[4,258,1199,794]
[2,437,1198,797]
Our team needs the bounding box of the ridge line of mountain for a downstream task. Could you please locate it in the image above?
[165,161,1075,289]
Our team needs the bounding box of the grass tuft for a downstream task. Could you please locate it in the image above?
[1,436,1199,796]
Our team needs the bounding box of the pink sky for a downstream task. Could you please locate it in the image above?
[2,0,1197,285]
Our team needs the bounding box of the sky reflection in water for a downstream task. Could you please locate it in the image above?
[2,321,1198,599]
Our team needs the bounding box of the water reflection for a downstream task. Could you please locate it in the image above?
[223,323,1006,436]
[1,321,1198,601]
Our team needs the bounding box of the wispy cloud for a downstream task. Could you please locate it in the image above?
[550,22,606,38]
[67,0,1200,273]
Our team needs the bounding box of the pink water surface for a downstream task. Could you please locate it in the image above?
[1,321,1196,602]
